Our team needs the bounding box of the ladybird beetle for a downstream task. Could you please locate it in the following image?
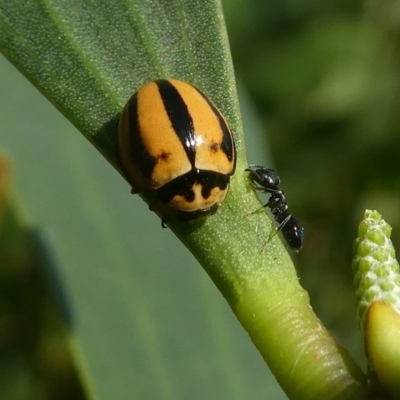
[246,165,304,251]
[118,79,236,222]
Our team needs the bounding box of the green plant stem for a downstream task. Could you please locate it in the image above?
[170,170,367,399]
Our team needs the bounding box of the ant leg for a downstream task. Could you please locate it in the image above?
[244,202,269,218]
[249,181,281,197]
[260,214,292,252]
[245,187,280,218]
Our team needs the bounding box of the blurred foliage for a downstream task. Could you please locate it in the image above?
[2,0,400,398]
[0,159,86,399]
[225,0,400,365]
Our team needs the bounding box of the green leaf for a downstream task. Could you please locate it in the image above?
[0,0,368,399]
[0,0,241,166]
[0,54,281,400]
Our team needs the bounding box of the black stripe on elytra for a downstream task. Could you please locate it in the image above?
[196,88,236,172]
[127,92,157,180]
[157,169,229,203]
[156,80,196,166]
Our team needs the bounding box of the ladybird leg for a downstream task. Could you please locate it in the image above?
[147,201,168,228]
[161,219,168,229]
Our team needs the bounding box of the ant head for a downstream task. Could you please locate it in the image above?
[246,166,281,189]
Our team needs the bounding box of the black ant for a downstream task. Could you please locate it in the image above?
[245,165,304,251]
